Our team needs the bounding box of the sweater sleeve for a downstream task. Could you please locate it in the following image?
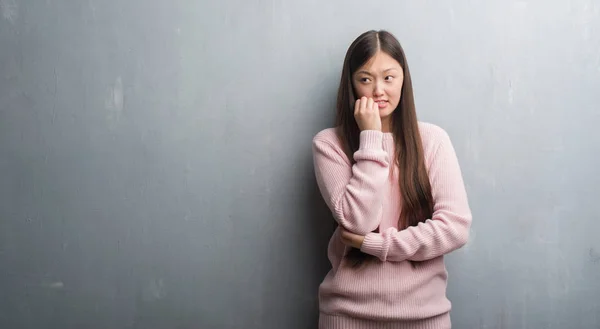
[360,130,472,261]
[312,130,390,235]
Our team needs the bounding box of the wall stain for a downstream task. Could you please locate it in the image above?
[589,248,600,263]
[0,0,18,23]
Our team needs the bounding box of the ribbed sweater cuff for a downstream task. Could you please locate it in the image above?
[358,130,383,150]
[360,232,386,261]
[319,312,451,329]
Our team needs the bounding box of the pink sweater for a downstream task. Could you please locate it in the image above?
[312,122,472,329]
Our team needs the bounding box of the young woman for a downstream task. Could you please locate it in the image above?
[312,30,472,329]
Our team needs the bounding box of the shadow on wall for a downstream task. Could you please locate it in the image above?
[304,155,337,324]
[253,145,336,328]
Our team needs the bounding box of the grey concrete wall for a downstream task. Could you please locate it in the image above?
[1,1,599,328]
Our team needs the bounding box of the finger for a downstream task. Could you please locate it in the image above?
[354,98,361,115]
[341,230,350,240]
[360,96,367,112]
[372,99,379,112]
[367,98,374,113]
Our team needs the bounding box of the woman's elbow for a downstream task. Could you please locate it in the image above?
[339,221,378,236]
[452,215,472,248]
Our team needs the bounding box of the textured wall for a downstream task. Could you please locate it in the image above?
[1,1,599,328]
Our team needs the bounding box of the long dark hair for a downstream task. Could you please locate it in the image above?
[335,30,434,268]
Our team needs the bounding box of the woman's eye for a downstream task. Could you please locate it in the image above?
[385,76,394,81]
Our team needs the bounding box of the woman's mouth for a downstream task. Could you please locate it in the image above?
[376,100,388,109]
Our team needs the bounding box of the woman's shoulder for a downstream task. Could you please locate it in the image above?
[313,123,454,152]
[312,127,343,147]
[418,121,449,139]
[418,121,453,155]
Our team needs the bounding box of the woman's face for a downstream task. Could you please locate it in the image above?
[352,50,404,130]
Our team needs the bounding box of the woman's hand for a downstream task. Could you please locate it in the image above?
[341,229,365,249]
[354,96,381,131]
